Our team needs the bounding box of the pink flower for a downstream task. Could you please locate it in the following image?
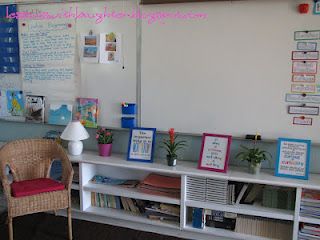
[106,132,111,136]
[95,134,99,139]
[169,128,174,144]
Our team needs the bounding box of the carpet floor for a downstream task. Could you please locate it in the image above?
[0,212,185,240]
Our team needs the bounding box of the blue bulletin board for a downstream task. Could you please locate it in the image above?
[0,4,20,73]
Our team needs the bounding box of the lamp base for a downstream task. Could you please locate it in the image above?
[68,140,83,155]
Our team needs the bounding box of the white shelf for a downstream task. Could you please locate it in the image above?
[186,200,294,221]
[71,183,80,190]
[184,224,271,240]
[70,151,320,191]
[83,182,180,205]
[299,216,320,225]
[85,206,180,230]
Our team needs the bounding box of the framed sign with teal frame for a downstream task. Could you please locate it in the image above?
[275,138,311,180]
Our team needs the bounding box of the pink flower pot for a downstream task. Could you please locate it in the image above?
[98,143,112,157]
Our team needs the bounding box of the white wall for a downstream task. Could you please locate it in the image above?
[141,0,320,141]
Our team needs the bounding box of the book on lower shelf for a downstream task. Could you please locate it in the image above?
[299,223,320,240]
[90,192,180,223]
[235,215,292,239]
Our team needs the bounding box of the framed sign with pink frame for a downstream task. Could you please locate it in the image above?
[198,133,232,173]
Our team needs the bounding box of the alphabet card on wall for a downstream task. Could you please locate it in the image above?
[275,138,311,180]
[198,133,232,173]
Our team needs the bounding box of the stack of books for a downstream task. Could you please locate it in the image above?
[300,189,320,219]
[299,223,320,239]
[205,210,237,230]
[262,186,295,210]
[72,163,79,184]
[144,202,180,222]
[90,175,139,188]
[138,173,181,199]
[235,215,292,239]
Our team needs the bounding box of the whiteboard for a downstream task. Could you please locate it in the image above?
[140,0,320,142]
[3,0,137,127]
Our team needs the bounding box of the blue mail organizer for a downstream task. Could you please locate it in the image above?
[122,103,136,115]
[121,117,136,128]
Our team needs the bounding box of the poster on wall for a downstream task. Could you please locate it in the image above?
[99,32,122,64]
[127,128,156,163]
[275,138,311,180]
[80,34,99,63]
[198,133,232,173]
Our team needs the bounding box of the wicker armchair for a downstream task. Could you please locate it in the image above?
[0,139,74,240]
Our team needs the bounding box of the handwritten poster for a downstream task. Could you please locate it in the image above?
[128,128,156,162]
[19,15,77,102]
[198,134,231,173]
[275,138,310,179]
[20,21,76,82]
[292,61,317,74]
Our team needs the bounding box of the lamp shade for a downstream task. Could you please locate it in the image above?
[60,121,89,141]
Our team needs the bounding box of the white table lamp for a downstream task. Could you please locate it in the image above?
[61,120,89,155]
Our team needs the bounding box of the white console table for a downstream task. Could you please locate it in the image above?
[58,151,320,240]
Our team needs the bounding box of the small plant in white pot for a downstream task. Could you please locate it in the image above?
[235,135,272,174]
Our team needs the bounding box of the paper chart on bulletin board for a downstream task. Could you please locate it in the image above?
[19,16,78,103]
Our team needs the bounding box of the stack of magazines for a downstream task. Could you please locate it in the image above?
[138,173,181,199]
[300,189,320,219]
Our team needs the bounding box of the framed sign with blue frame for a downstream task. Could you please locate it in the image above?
[275,138,311,180]
[127,127,156,163]
[0,4,20,73]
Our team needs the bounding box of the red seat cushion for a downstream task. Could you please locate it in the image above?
[11,178,65,198]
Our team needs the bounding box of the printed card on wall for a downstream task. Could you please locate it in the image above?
[291,84,316,93]
[99,32,121,64]
[292,61,317,74]
[293,116,312,126]
[80,34,99,63]
[275,138,311,180]
[6,90,23,116]
[0,90,9,117]
[127,128,156,163]
[294,30,320,40]
[198,133,232,173]
[292,74,315,83]
[288,105,319,115]
[292,51,319,60]
[286,93,320,104]
[297,42,317,51]
[76,97,98,128]
[48,103,72,126]
[25,95,45,123]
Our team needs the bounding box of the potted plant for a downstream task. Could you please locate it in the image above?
[161,128,187,166]
[96,127,113,157]
[235,135,272,174]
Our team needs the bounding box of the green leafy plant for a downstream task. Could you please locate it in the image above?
[236,145,272,167]
[96,127,113,144]
[161,128,187,158]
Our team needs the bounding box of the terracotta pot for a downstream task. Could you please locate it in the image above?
[98,143,112,157]
[298,3,309,14]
